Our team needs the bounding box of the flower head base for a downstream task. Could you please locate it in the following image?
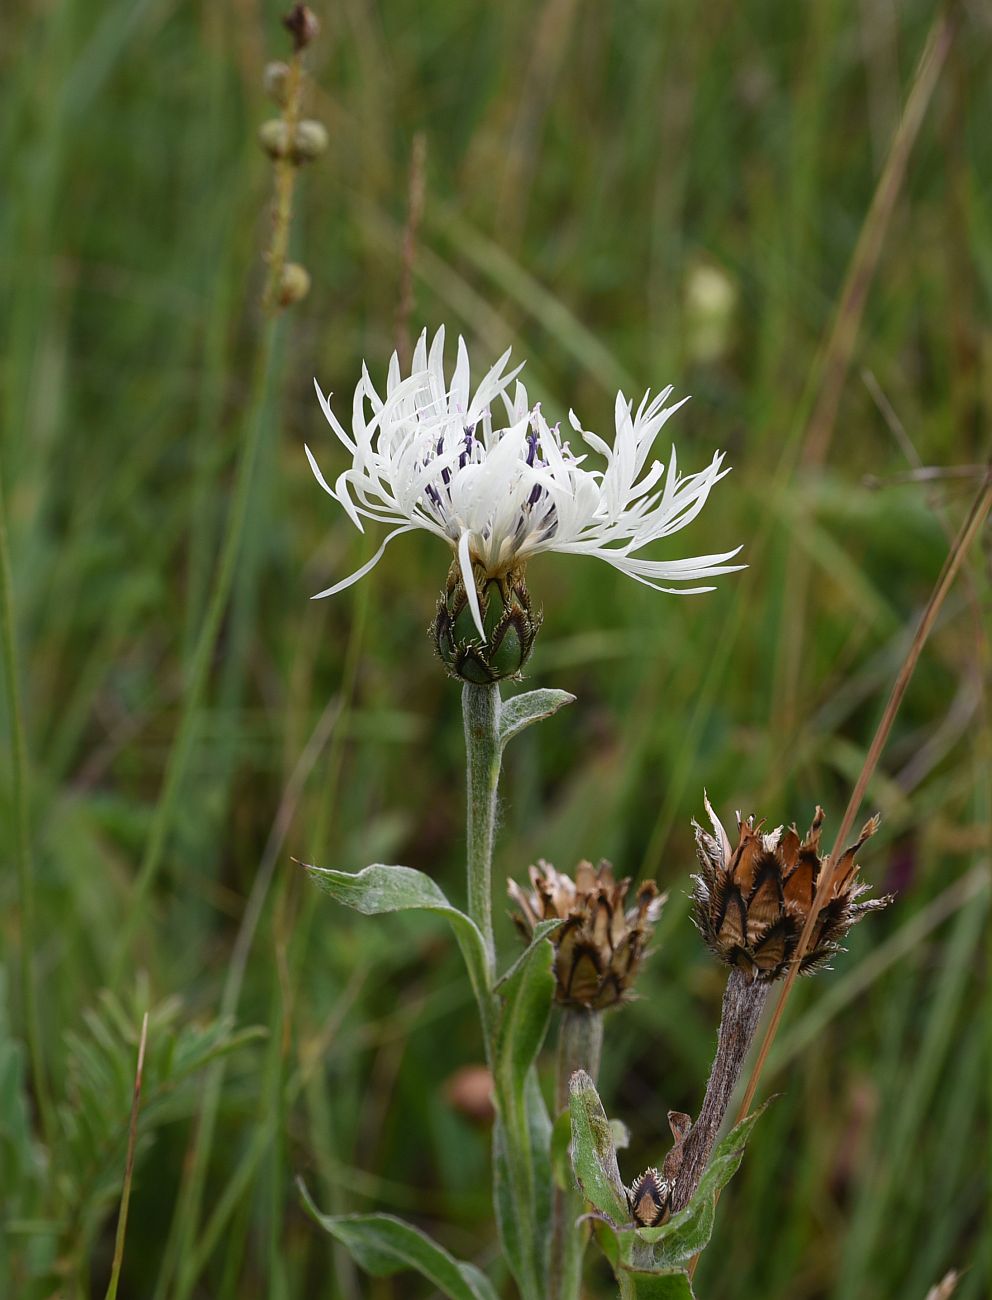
[307,328,741,641]
[508,859,665,1010]
[692,798,890,983]
[432,559,541,683]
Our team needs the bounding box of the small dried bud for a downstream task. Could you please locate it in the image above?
[433,560,541,684]
[277,262,311,307]
[692,797,891,983]
[258,118,328,164]
[626,1110,691,1226]
[627,1167,669,1227]
[508,860,664,1010]
[264,61,291,107]
[283,3,319,51]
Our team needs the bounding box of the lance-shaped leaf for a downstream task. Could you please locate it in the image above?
[498,688,575,748]
[496,918,564,990]
[299,1185,498,1300]
[303,863,492,1017]
[568,1069,629,1225]
[491,925,556,1299]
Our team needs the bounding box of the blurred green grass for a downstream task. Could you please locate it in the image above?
[1,0,989,1296]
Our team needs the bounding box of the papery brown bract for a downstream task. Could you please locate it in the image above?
[692,798,890,982]
[508,860,664,1010]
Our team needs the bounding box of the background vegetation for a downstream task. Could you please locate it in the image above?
[2,0,989,1296]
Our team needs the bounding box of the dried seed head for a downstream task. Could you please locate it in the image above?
[433,559,541,684]
[508,859,665,1010]
[627,1167,669,1227]
[692,796,891,983]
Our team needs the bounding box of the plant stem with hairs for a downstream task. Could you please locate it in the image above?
[463,682,501,978]
[552,1008,603,1300]
[670,967,768,1211]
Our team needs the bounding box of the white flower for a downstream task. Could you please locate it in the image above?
[307,327,742,636]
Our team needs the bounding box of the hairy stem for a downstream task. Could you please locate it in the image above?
[552,1009,603,1300]
[670,967,768,1211]
[462,682,501,975]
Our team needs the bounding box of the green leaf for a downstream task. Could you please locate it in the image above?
[620,1268,696,1298]
[567,1069,629,1225]
[498,688,575,748]
[298,1186,499,1300]
[491,923,556,1299]
[304,862,492,1014]
[495,918,563,989]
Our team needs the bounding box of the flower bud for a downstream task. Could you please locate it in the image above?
[508,860,665,1010]
[293,119,328,161]
[625,1111,691,1226]
[264,61,291,107]
[277,262,311,307]
[432,560,541,684]
[258,118,328,164]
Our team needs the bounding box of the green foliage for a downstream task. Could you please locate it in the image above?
[305,862,493,1021]
[569,1071,767,1291]
[567,1069,629,1225]
[299,1186,499,1300]
[491,921,557,1299]
[498,688,576,749]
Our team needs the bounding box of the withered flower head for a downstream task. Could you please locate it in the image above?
[508,859,665,1010]
[692,796,890,983]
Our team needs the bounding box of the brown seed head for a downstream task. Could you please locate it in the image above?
[692,795,890,983]
[508,859,665,1010]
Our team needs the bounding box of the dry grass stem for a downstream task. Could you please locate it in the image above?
[103,1012,149,1300]
[741,466,992,1119]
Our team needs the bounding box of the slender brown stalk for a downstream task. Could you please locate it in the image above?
[262,50,305,313]
[104,1012,149,1300]
[802,6,956,468]
[739,466,992,1124]
[669,969,768,1212]
[778,6,955,733]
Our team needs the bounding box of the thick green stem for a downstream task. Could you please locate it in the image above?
[552,1009,604,1300]
[462,682,501,975]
